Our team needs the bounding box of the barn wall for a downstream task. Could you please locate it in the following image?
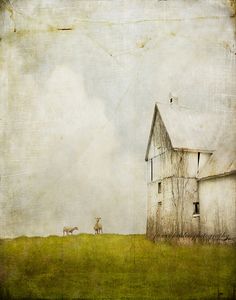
[147,145,209,182]
[199,174,236,239]
[172,151,198,178]
[146,111,206,239]
[147,176,199,238]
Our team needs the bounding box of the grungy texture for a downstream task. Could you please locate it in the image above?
[0,0,235,237]
[146,103,235,240]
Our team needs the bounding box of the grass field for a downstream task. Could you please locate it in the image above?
[0,234,235,300]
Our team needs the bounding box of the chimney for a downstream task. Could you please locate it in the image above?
[169,92,178,105]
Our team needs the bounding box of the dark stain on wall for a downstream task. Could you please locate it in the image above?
[57,28,73,31]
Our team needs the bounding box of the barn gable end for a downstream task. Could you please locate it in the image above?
[145,101,235,241]
[145,104,172,162]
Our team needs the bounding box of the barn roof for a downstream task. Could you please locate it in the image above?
[145,102,231,161]
[197,126,236,180]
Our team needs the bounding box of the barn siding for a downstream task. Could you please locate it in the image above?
[147,177,199,238]
[199,174,236,238]
[146,111,201,238]
[146,104,235,240]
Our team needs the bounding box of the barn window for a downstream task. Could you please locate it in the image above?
[158,182,162,193]
[150,159,153,182]
[197,152,200,168]
[193,202,200,215]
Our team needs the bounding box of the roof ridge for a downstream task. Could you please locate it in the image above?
[155,101,235,114]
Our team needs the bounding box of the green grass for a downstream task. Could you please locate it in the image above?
[0,234,235,299]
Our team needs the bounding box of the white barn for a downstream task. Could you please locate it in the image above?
[145,99,236,240]
[197,131,236,239]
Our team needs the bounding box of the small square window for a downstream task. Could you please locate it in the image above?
[193,202,200,215]
[158,182,162,193]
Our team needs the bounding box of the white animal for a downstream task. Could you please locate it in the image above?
[63,226,78,236]
[94,217,103,234]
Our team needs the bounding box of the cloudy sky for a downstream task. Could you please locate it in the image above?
[0,0,235,237]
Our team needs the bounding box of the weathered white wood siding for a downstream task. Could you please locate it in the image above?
[199,174,236,238]
[146,110,201,238]
[147,177,199,237]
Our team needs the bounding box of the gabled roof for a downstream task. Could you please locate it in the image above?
[145,102,232,161]
[197,126,236,180]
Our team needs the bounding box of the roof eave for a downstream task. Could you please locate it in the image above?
[172,147,215,154]
[145,104,158,161]
[197,170,236,181]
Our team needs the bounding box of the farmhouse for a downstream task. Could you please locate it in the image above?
[145,98,236,240]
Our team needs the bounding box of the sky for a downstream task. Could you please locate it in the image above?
[0,0,235,237]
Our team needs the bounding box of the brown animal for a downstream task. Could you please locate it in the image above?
[94,217,103,234]
[63,226,78,236]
